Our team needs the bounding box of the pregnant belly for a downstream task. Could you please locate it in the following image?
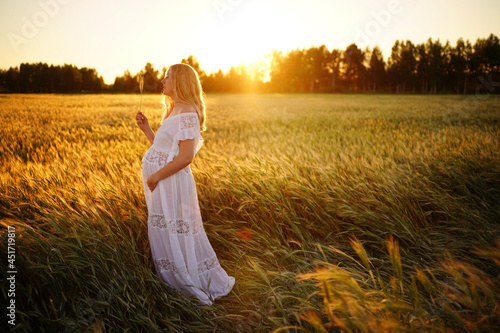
[142,145,171,181]
[142,145,171,168]
[141,145,190,179]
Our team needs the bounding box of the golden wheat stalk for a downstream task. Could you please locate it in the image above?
[138,73,144,111]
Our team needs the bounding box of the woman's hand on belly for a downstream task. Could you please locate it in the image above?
[147,174,160,192]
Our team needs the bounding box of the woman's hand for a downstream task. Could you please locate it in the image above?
[136,111,150,132]
[147,174,159,192]
[136,111,155,145]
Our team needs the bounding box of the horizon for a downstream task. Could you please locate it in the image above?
[1,0,499,84]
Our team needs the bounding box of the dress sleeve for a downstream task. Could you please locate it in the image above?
[165,113,204,164]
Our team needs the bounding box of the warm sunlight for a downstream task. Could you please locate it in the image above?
[190,3,320,75]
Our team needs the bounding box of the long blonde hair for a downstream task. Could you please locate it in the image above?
[162,63,206,132]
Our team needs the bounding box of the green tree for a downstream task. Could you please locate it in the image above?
[450,38,473,94]
[426,38,445,94]
[343,44,365,92]
[141,62,161,93]
[415,43,429,93]
[388,40,417,93]
[181,55,207,83]
[59,64,83,93]
[80,67,104,92]
[113,70,135,92]
[367,46,386,92]
[471,34,500,94]
[327,49,342,93]
[269,50,285,93]
[305,45,331,93]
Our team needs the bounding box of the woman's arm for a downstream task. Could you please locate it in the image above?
[136,111,155,145]
[146,139,196,191]
[142,127,155,145]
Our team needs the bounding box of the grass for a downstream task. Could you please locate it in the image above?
[1,93,499,332]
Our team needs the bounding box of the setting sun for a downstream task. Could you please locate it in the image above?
[189,3,321,75]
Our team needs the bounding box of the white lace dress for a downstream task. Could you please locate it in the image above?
[141,112,235,305]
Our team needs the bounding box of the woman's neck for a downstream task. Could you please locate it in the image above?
[172,98,186,106]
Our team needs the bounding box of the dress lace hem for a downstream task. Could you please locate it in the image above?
[148,214,203,235]
[154,256,221,275]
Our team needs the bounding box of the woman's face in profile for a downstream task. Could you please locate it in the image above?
[161,70,173,96]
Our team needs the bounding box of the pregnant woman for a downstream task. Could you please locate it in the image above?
[135,63,235,305]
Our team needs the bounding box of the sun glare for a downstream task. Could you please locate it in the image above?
[191,3,313,78]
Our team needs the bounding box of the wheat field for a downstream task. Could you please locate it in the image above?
[1,93,499,332]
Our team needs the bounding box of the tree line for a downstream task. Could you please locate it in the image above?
[1,34,498,94]
[0,63,105,93]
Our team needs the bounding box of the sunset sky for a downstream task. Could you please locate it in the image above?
[1,0,499,84]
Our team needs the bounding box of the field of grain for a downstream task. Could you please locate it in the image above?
[1,93,499,332]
